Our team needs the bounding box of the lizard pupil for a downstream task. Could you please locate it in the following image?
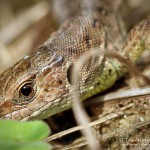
[21,84,33,96]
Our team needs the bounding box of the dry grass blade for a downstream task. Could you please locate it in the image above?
[44,113,119,142]
[70,47,150,149]
[71,49,101,150]
[44,89,150,141]
[87,87,150,105]
[45,92,150,149]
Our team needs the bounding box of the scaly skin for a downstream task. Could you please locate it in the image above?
[0,9,150,120]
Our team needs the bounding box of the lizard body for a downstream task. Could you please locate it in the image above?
[0,2,150,120]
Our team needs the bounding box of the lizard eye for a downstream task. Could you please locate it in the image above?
[20,83,34,97]
[15,81,37,104]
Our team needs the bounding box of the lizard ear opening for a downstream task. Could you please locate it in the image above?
[67,64,74,85]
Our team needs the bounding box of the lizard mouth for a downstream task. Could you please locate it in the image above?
[1,94,71,121]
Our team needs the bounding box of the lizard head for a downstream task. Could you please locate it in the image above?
[0,46,71,120]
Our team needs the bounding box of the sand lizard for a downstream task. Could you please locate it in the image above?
[0,1,150,121]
